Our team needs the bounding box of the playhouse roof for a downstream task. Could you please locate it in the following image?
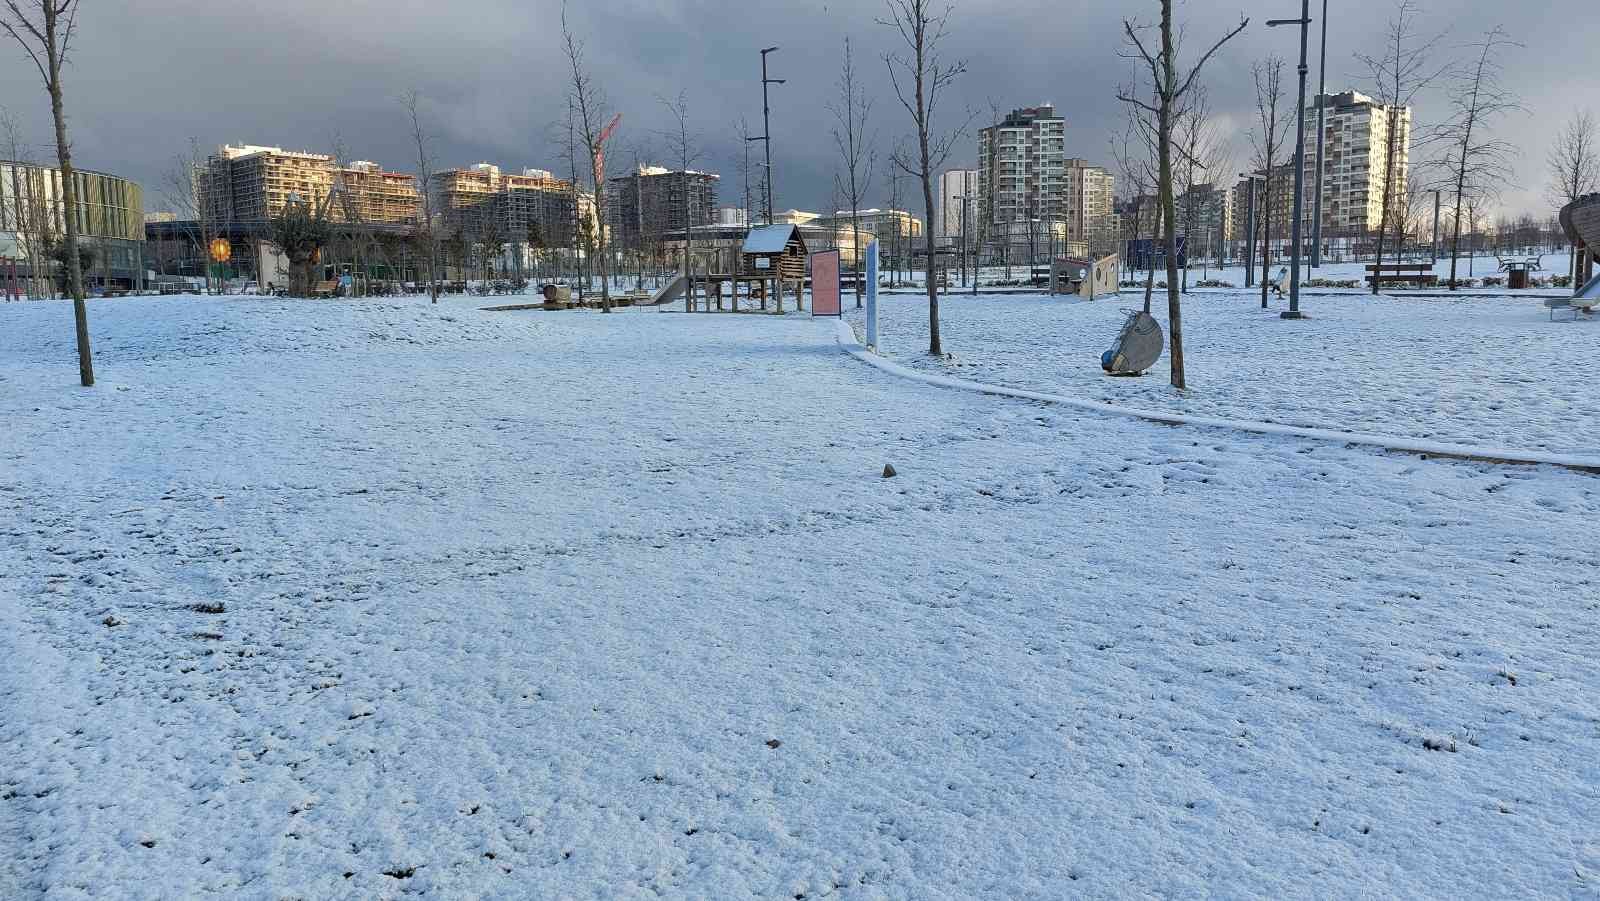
[742,224,798,255]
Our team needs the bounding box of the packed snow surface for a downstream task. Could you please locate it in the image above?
[3,294,1599,898]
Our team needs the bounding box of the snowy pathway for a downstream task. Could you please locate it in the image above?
[3,296,1599,898]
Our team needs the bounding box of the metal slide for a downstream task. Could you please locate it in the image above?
[646,275,689,306]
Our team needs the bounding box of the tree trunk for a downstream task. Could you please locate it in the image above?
[1372,131,1396,295]
[1159,1,1184,390]
[45,16,92,386]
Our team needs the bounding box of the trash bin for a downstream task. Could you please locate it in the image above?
[1508,268,1528,290]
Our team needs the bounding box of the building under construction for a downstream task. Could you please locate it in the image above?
[200,145,420,227]
[606,166,718,247]
[430,164,577,247]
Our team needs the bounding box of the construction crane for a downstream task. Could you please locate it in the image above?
[594,113,622,184]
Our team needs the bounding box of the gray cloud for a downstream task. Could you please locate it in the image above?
[1,0,1578,220]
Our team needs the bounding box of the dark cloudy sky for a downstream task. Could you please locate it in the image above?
[1,0,1585,219]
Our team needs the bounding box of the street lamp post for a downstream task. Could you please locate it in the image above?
[1311,0,1328,268]
[1268,2,1312,319]
[749,47,785,225]
[959,194,979,296]
[1240,173,1262,289]
[1030,217,1041,287]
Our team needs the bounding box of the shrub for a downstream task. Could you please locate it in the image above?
[1481,276,1505,287]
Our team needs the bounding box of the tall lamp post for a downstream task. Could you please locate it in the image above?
[1030,217,1041,286]
[959,194,979,296]
[749,47,785,225]
[1310,0,1329,268]
[1268,1,1312,319]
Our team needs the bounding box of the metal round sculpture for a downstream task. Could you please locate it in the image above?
[1101,310,1165,376]
[208,238,232,264]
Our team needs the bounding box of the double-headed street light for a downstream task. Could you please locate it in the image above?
[747,47,785,225]
[1311,0,1329,268]
[1267,2,1311,319]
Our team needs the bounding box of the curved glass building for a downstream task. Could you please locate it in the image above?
[1,160,145,294]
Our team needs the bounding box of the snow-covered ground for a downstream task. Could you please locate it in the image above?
[4,295,1599,898]
[850,290,1600,458]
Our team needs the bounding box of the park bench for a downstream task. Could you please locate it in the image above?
[311,280,340,298]
[1365,262,1438,288]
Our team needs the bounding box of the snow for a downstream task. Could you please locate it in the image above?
[850,289,1600,458]
[742,224,797,254]
[4,294,1600,898]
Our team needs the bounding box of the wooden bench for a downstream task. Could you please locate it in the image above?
[1365,262,1438,288]
[311,280,340,298]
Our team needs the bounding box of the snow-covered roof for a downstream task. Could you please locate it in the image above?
[742,224,797,254]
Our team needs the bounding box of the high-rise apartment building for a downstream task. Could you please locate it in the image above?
[978,106,1067,260]
[1064,159,1116,255]
[937,169,980,241]
[1302,90,1412,244]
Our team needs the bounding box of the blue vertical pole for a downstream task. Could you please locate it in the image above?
[865,240,879,349]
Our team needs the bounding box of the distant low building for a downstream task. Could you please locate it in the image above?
[714,206,749,227]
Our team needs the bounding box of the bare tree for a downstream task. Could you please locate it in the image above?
[1173,87,1223,292]
[3,0,92,384]
[1357,0,1446,294]
[829,36,877,308]
[1545,109,1598,284]
[160,138,229,295]
[880,0,970,357]
[1430,26,1523,290]
[885,149,905,285]
[657,90,701,292]
[1109,108,1160,313]
[978,102,1006,282]
[1,106,49,299]
[561,3,618,312]
[1248,56,1291,308]
[401,90,441,303]
[1118,3,1249,390]
[561,98,586,298]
